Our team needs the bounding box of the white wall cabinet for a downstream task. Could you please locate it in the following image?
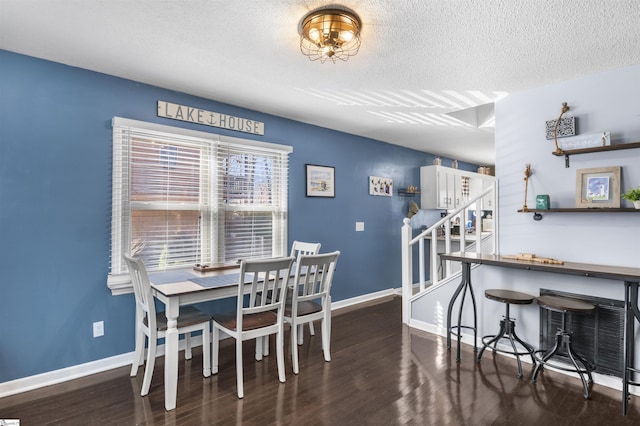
[481,174,496,209]
[420,165,494,210]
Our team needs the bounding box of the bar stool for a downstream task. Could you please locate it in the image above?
[531,295,595,399]
[477,289,536,378]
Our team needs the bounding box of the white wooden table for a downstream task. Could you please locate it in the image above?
[149,269,247,411]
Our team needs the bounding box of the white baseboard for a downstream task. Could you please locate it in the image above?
[332,288,400,311]
[0,337,202,399]
[408,318,639,396]
[0,352,134,399]
[0,289,399,398]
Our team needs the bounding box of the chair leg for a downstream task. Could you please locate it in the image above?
[276,330,286,383]
[236,337,244,399]
[255,337,263,361]
[297,324,304,346]
[141,337,156,396]
[511,327,536,365]
[212,327,219,375]
[291,321,300,375]
[309,322,316,336]
[477,319,507,362]
[505,324,524,379]
[255,336,270,360]
[185,333,193,360]
[532,332,563,383]
[130,323,145,377]
[322,311,331,362]
[564,336,593,399]
[202,326,211,378]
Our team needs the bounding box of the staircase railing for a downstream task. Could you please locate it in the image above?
[401,181,499,324]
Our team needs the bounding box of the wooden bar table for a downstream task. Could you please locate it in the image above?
[439,251,640,415]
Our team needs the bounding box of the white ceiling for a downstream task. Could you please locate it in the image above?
[1,0,639,165]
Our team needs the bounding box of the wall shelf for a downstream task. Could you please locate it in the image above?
[518,207,640,221]
[553,141,640,167]
[397,189,420,197]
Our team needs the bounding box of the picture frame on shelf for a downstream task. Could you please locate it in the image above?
[306,164,335,197]
[575,166,621,208]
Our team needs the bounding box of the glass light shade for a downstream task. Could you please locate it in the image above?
[300,8,361,63]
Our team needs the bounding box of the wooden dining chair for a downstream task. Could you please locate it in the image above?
[123,254,211,397]
[256,241,322,360]
[285,251,340,374]
[211,256,295,399]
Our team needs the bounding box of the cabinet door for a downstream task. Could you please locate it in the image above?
[468,175,484,204]
[451,172,474,209]
[421,165,449,209]
[453,173,468,209]
[421,166,494,210]
[420,166,437,209]
[438,169,451,208]
[481,176,496,209]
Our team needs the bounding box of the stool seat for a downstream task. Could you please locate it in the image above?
[485,289,535,305]
[536,295,595,312]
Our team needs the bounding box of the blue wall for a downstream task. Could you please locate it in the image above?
[0,50,476,383]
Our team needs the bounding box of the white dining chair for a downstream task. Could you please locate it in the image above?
[211,256,295,399]
[255,241,322,360]
[123,254,211,397]
[285,251,340,374]
[290,240,321,259]
[289,241,322,338]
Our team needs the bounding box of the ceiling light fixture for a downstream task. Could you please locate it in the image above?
[299,7,362,64]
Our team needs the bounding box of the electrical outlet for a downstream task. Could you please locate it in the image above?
[93,321,104,338]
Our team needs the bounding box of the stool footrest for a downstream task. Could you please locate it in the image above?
[480,335,535,357]
[533,350,593,375]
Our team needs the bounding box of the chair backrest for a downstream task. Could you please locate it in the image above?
[292,251,340,309]
[123,254,157,329]
[290,241,321,260]
[237,256,295,326]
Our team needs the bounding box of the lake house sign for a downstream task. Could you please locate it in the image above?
[157,101,264,136]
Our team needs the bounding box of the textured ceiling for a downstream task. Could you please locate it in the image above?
[1,0,639,165]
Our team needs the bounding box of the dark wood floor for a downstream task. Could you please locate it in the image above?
[2,296,640,425]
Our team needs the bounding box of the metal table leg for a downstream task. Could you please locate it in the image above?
[446,261,477,362]
[623,282,640,416]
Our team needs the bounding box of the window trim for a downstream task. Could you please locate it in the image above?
[108,117,292,295]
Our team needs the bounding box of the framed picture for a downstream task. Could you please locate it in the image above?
[306,164,335,197]
[369,176,393,197]
[575,166,621,208]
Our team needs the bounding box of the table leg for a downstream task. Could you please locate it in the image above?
[164,302,180,411]
[468,266,477,354]
[623,282,640,416]
[446,262,476,362]
[447,274,466,351]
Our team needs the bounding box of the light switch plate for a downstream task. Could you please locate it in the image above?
[355,222,364,232]
[93,321,104,337]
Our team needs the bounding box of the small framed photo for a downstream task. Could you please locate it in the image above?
[575,166,621,208]
[369,176,393,197]
[306,164,335,197]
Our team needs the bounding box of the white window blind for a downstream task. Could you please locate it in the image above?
[108,118,291,294]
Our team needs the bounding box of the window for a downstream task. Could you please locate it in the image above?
[108,118,291,294]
